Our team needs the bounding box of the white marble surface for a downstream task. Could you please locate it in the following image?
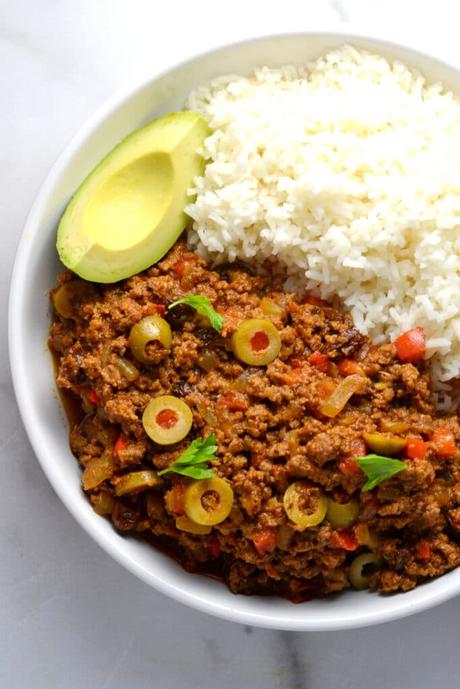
[3,1,460,687]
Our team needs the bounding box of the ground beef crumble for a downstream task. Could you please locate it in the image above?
[49,242,460,600]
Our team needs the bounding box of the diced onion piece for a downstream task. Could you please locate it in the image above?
[91,492,115,516]
[260,297,283,318]
[175,514,211,534]
[363,432,406,456]
[283,481,327,530]
[114,356,140,382]
[354,523,380,549]
[319,375,367,418]
[82,451,114,490]
[197,351,219,372]
[277,524,295,550]
[349,552,381,590]
[184,477,234,526]
[113,470,162,496]
[196,403,218,426]
[326,498,360,529]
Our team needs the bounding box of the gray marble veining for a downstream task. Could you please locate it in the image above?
[2,1,460,687]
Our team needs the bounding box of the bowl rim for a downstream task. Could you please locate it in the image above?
[9,27,460,631]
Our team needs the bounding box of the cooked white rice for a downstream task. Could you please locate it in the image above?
[185,45,460,394]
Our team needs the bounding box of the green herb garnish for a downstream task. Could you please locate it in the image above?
[169,295,224,333]
[356,454,406,491]
[158,434,218,479]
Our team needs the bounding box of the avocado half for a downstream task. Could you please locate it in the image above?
[57,111,210,283]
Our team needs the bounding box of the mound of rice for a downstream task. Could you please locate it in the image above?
[185,45,460,392]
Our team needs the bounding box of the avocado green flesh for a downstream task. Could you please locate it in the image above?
[57,111,210,283]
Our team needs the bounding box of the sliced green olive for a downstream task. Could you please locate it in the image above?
[142,395,193,445]
[175,514,212,535]
[363,432,406,456]
[114,355,140,382]
[283,481,327,530]
[113,470,163,496]
[349,552,381,590]
[326,498,360,529]
[129,315,172,365]
[82,451,114,491]
[231,318,281,366]
[184,477,234,526]
[53,281,91,319]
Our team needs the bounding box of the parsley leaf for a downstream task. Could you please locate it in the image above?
[356,454,406,491]
[169,295,224,333]
[158,434,218,479]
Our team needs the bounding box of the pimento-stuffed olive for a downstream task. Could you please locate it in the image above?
[231,318,281,366]
[142,395,193,445]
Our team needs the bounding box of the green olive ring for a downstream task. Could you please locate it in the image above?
[142,395,193,445]
[129,315,172,365]
[283,481,328,530]
[175,514,212,534]
[231,318,281,366]
[326,498,360,529]
[349,552,381,590]
[184,477,234,526]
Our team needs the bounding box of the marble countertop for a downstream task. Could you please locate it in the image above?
[2,1,460,687]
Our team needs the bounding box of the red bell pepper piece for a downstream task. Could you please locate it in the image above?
[308,352,330,373]
[406,438,427,460]
[430,428,456,458]
[251,528,278,556]
[394,327,426,363]
[330,529,358,551]
[112,434,128,459]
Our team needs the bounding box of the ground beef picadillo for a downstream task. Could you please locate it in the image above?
[49,242,460,600]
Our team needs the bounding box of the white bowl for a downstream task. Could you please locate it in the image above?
[9,30,460,631]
